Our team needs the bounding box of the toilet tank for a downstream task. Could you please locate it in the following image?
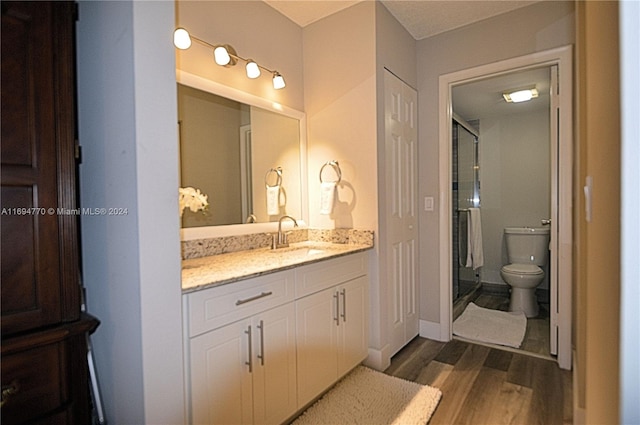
[504,227,550,266]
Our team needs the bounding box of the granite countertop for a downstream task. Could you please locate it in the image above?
[181,240,373,293]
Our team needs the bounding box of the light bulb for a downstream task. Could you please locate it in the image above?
[509,90,533,102]
[173,28,192,50]
[246,61,261,79]
[214,46,231,66]
[503,88,538,103]
[272,72,286,90]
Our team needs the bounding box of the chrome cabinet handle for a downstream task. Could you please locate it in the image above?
[340,289,347,322]
[236,291,273,306]
[541,219,551,225]
[333,292,340,326]
[245,325,253,373]
[257,320,265,366]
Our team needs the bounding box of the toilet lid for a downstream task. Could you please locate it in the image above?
[502,263,543,275]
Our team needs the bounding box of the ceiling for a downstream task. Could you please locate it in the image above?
[453,67,552,121]
[263,0,540,40]
[262,0,550,119]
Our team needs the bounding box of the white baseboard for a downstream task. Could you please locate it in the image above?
[364,344,391,371]
[419,319,449,342]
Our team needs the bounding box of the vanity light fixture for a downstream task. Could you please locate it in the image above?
[503,87,539,103]
[173,27,286,90]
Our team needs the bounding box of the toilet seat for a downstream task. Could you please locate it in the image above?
[501,263,543,275]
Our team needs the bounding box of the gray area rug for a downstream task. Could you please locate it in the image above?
[292,366,442,425]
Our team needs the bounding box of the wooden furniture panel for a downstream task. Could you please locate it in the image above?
[1,0,80,337]
[1,2,98,424]
[1,315,99,425]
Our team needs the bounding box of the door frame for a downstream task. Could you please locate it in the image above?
[437,46,573,370]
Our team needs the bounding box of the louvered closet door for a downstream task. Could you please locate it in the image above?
[384,70,419,356]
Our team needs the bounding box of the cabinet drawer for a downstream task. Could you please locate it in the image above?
[186,270,295,337]
[295,252,368,299]
[1,343,64,424]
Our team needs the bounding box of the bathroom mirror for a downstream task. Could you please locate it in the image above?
[177,71,308,239]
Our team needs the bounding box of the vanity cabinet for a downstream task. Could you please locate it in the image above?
[294,255,369,408]
[185,270,297,425]
[183,251,369,424]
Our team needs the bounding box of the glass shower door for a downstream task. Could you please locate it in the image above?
[452,120,479,300]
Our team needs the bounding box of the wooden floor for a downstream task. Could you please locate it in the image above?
[384,337,572,425]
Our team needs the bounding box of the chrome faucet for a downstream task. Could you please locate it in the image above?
[273,215,298,249]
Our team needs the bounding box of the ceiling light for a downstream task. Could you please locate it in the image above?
[173,27,285,90]
[503,88,539,103]
[272,72,286,90]
[246,60,261,79]
[173,28,192,50]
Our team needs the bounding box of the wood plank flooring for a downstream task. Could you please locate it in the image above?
[384,337,572,425]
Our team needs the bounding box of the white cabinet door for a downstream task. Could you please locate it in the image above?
[337,276,369,377]
[252,303,298,425]
[296,276,369,407]
[190,319,254,425]
[295,287,339,407]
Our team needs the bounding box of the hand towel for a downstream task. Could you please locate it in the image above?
[465,207,484,270]
[266,185,280,215]
[320,182,336,215]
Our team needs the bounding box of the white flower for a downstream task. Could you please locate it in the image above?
[179,187,209,217]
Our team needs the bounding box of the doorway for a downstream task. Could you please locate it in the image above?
[437,46,573,370]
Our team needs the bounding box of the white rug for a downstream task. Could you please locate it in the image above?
[292,366,442,425]
[453,302,527,348]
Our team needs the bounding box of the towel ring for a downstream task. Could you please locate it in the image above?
[319,160,342,184]
[265,167,282,188]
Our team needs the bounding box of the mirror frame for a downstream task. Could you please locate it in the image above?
[177,70,308,240]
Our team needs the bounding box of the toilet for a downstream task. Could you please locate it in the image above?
[500,227,550,318]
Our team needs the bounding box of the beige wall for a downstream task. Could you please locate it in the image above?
[575,1,620,422]
[176,0,304,112]
[303,1,377,231]
[416,1,575,323]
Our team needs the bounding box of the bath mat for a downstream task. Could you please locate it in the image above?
[292,366,442,425]
[453,302,527,348]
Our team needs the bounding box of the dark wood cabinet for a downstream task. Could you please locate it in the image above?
[1,2,99,423]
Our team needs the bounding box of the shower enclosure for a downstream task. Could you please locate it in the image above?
[452,116,480,302]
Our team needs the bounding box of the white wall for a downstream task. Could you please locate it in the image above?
[77,1,184,423]
[620,2,640,422]
[480,109,551,286]
[416,1,574,323]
